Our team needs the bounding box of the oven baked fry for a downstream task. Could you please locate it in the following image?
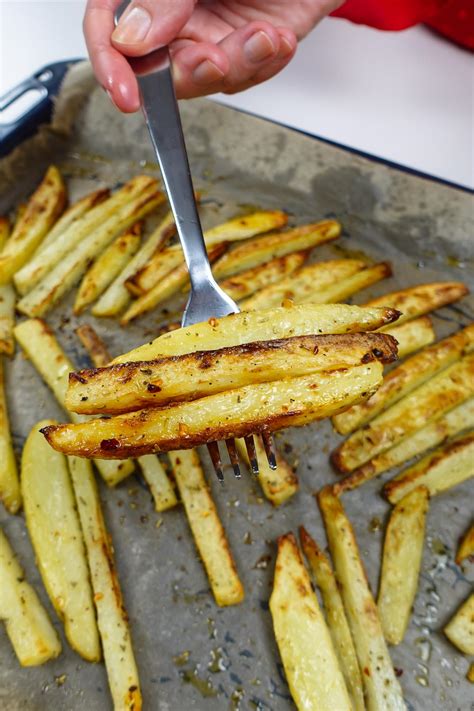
[384,317,435,358]
[456,522,474,565]
[0,357,20,513]
[220,251,307,301]
[444,594,474,655]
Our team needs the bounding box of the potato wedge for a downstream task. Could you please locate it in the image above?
[17,187,163,318]
[76,324,112,368]
[137,455,178,511]
[384,317,435,359]
[467,664,474,683]
[235,437,298,506]
[213,220,341,279]
[299,527,364,711]
[21,420,100,661]
[456,522,474,565]
[332,353,474,473]
[14,176,155,295]
[270,532,352,711]
[0,282,15,356]
[168,450,244,606]
[377,487,429,645]
[0,357,20,513]
[333,324,474,435]
[0,166,66,284]
[318,487,406,711]
[220,251,307,301]
[74,221,143,315]
[0,526,61,666]
[444,594,474,655]
[113,303,400,363]
[14,318,134,485]
[0,216,10,249]
[67,332,397,415]
[384,431,474,504]
[68,456,141,710]
[43,361,384,458]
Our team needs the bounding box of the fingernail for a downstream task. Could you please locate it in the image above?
[105,89,115,105]
[112,6,151,44]
[193,60,225,85]
[244,31,275,63]
[280,37,294,57]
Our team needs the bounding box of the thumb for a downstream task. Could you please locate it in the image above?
[111,0,195,56]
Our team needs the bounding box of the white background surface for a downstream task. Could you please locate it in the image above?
[0,0,473,188]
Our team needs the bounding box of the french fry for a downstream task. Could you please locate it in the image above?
[318,487,406,711]
[444,594,474,655]
[0,526,61,666]
[0,358,20,513]
[384,432,474,504]
[168,449,244,606]
[270,532,352,711]
[14,176,155,295]
[74,221,143,315]
[14,318,134,485]
[21,420,100,661]
[43,361,384,459]
[76,324,112,368]
[67,332,397,415]
[17,186,163,318]
[0,282,15,356]
[299,527,364,711]
[68,456,142,710]
[0,166,66,284]
[236,437,298,505]
[377,487,429,645]
[113,303,400,364]
[333,324,474,435]
[213,220,341,279]
[220,251,307,301]
[124,245,183,297]
[202,209,287,248]
[384,317,435,359]
[120,243,226,324]
[468,664,474,683]
[335,398,474,493]
[332,353,474,473]
[456,522,474,565]
[0,216,10,249]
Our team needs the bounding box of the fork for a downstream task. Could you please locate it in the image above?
[115,3,277,481]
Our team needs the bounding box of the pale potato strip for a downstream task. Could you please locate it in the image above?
[383,431,474,504]
[236,437,298,506]
[318,487,406,711]
[270,532,352,711]
[0,283,15,356]
[21,420,100,661]
[220,251,307,301]
[444,594,474,655]
[377,487,429,645]
[384,317,435,359]
[299,527,364,711]
[68,456,142,710]
[0,357,20,513]
[0,526,61,666]
[168,449,244,606]
[456,522,474,565]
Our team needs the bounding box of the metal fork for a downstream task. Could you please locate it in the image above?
[115,3,277,481]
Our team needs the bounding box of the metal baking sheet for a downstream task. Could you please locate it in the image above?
[0,62,473,711]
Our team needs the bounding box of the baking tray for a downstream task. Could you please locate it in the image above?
[0,62,473,711]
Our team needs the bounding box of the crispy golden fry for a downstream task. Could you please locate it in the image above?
[444,594,474,655]
[270,532,352,711]
[213,220,342,279]
[384,432,474,504]
[76,324,112,367]
[203,209,287,248]
[44,361,384,459]
[318,487,406,711]
[236,436,298,505]
[17,186,163,318]
[0,166,66,284]
[456,522,474,565]
[113,303,400,364]
[67,332,397,416]
[0,358,20,513]
[74,221,142,314]
[0,283,15,356]
[333,324,474,435]
[0,526,61,666]
[0,217,10,249]
[124,245,183,297]
[14,318,134,485]
[14,176,154,295]
[332,353,474,473]
[384,317,435,359]
[377,487,429,645]
[468,664,474,683]
[168,450,244,606]
[137,455,178,511]
[120,243,226,324]
[220,251,307,301]
[364,282,469,328]
[21,420,100,661]
[299,527,364,711]
[68,456,141,710]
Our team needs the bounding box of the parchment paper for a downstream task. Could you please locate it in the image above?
[0,62,472,711]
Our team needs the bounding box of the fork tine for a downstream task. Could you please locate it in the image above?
[206,442,224,483]
[225,439,241,479]
[244,435,259,476]
[261,431,277,470]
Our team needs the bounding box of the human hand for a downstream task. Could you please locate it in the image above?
[84,0,343,112]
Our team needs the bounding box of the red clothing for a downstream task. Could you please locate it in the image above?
[331,0,474,51]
